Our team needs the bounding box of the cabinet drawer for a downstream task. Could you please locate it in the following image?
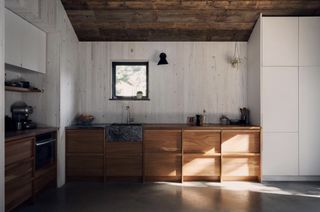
[183,130,220,154]
[144,153,181,178]
[5,172,33,211]
[5,137,34,166]
[66,129,105,153]
[106,142,142,156]
[5,159,33,183]
[66,155,104,177]
[183,155,220,177]
[34,166,56,194]
[222,131,260,153]
[144,130,181,153]
[106,156,142,177]
[222,156,260,177]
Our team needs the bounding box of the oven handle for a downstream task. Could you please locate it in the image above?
[36,139,56,146]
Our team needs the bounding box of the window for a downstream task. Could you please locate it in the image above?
[111,62,149,100]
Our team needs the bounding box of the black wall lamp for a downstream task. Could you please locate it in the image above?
[157,52,168,65]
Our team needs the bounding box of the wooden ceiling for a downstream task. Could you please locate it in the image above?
[61,0,320,41]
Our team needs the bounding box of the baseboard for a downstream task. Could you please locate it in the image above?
[262,175,320,181]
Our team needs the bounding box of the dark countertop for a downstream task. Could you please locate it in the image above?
[5,127,58,142]
[66,123,261,131]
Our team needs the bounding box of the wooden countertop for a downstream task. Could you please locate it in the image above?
[5,127,58,142]
[143,124,261,130]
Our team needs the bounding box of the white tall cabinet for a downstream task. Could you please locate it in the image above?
[248,16,320,180]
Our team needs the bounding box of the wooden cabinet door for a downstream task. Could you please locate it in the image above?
[222,130,260,153]
[66,129,105,154]
[299,17,320,66]
[5,137,34,166]
[183,130,220,155]
[106,142,142,179]
[66,155,104,179]
[262,17,298,66]
[144,130,182,181]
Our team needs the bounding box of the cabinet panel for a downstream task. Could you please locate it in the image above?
[5,9,23,67]
[66,155,104,177]
[299,17,320,66]
[144,153,181,181]
[66,129,104,153]
[183,155,220,179]
[222,130,260,153]
[183,130,220,154]
[262,67,299,132]
[299,67,320,175]
[262,132,299,175]
[21,20,46,73]
[5,137,34,166]
[144,130,181,153]
[222,156,259,178]
[262,17,298,66]
[106,142,142,156]
[106,156,142,177]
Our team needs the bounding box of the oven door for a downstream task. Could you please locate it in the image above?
[35,139,55,170]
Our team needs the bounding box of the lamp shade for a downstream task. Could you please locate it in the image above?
[157,52,168,65]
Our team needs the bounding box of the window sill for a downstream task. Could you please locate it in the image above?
[109,98,150,101]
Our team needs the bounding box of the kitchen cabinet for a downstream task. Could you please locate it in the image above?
[5,137,34,211]
[182,130,221,181]
[106,142,142,181]
[221,130,260,181]
[143,130,182,182]
[262,17,299,67]
[299,17,320,67]
[263,132,299,176]
[66,129,105,181]
[5,8,46,73]
[262,67,299,132]
[299,67,320,175]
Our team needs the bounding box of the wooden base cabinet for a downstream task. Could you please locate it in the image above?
[144,130,182,182]
[221,130,261,181]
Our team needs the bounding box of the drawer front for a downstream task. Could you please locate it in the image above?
[6,172,33,211]
[66,155,104,177]
[144,153,181,177]
[144,130,182,153]
[34,166,56,194]
[183,155,220,177]
[5,159,33,183]
[5,137,34,166]
[106,156,142,176]
[66,129,104,153]
[106,142,142,156]
[222,131,260,153]
[183,130,220,154]
[222,156,260,177]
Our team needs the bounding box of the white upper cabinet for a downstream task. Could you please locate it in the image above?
[263,132,299,176]
[5,8,46,73]
[262,67,299,132]
[299,67,320,175]
[5,9,23,67]
[262,17,299,67]
[299,17,320,67]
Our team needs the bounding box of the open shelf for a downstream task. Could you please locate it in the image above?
[5,86,42,93]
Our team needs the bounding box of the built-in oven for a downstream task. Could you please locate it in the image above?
[35,133,56,170]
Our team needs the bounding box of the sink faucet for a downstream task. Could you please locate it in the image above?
[126,106,131,124]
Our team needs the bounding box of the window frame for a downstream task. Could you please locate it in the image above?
[111,61,150,101]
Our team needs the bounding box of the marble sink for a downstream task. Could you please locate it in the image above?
[107,123,143,142]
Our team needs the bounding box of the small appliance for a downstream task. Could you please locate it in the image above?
[11,101,37,130]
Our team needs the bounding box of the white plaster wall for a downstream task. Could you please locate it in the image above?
[78,42,248,124]
[0,0,5,210]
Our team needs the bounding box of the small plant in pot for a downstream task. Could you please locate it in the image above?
[136,91,143,99]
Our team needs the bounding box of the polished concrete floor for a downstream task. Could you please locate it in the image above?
[16,181,320,212]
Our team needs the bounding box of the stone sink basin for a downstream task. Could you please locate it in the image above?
[107,123,143,142]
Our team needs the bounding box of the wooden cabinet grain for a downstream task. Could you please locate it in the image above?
[144,130,182,182]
